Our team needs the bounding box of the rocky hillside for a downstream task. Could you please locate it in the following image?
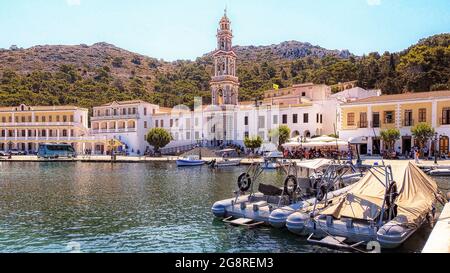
[232,41,353,62]
[0,42,169,90]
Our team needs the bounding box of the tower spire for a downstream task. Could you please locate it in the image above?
[210,11,239,106]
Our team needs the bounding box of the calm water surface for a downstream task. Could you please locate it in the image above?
[0,162,448,253]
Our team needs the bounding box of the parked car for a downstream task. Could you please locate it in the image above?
[0,150,10,156]
[8,149,26,155]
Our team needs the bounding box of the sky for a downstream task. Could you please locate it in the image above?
[0,0,449,61]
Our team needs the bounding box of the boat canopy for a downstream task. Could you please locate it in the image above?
[296,159,331,170]
[320,162,441,227]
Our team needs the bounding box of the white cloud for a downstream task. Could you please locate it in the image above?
[66,0,81,6]
[367,0,381,6]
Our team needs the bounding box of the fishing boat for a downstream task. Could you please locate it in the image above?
[176,155,205,167]
[209,158,241,168]
[211,159,365,228]
[286,161,446,249]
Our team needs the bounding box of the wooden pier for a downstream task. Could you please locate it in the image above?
[422,202,450,253]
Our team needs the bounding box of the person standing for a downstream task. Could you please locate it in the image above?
[414,148,420,164]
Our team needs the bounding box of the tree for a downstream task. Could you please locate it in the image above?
[380,128,400,153]
[269,125,291,148]
[412,123,435,154]
[146,128,172,155]
[244,136,263,154]
[112,57,124,68]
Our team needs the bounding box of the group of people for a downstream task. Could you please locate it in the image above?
[283,148,351,160]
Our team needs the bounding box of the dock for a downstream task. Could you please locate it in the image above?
[0,155,263,164]
[422,202,450,253]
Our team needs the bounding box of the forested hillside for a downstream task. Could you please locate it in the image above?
[0,34,448,110]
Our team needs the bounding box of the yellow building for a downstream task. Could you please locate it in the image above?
[0,104,90,153]
[338,90,450,156]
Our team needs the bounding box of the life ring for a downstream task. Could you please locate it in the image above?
[237,173,252,192]
[284,175,298,196]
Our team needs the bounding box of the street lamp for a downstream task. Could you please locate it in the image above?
[434,132,438,164]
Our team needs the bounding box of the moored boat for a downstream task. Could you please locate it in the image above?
[286,161,446,249]
[211,159,365,228]
[209,158,241,168]
[428,168,450,176]
[176,155,205,167]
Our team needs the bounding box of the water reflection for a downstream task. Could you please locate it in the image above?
[0,162,448,253]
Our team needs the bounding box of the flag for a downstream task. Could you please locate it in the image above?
[273,84,279,90]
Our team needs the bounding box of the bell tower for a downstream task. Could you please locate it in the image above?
[211,9,239,106]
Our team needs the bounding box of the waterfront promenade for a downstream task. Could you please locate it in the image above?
[3,155,450,167]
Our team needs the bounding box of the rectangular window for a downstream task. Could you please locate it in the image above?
[21,116,25,122]
[293,114,298,124]
[144,108,147,116]
[320,114,323,124]
[56,115,60,122]
[303,113,309,123]
[384,111,394,124]
[42,116,46,122]
[195,131,200,140]
[442,108,450,125]
[418,108,426,123]
[186,132,191,140]
[144,121,147,129]
[372,112,380,128]
[404,110,413,126]
[195,118,199,126]
[1,117,5,123]
[302,92,306,97]
[170,119,173,127]
[316,114,319,123]
[273,115,278,124]
[347,113,355,126]
[155,120,159,127]
[282,114,288,124]
[49,116,53,122]
[161,120,164,128]
[70,115,74,122]
[258,116,265,129]
[244,116,249,126]
[186,118,191,128]
[359,112,368,128]
[244,132,249,138]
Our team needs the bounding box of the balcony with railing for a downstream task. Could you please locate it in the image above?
[91,127,137,134]
[370,120,381,128]
[91,114,139,121]
[440,117,450,126]
[403,119,415,127]
[0,122,77,127]
[358,121,368,128]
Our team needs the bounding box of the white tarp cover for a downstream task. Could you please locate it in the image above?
[296,159,331,170]
[320,162,441,227]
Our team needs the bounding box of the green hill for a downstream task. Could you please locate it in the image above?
[0,34,449,111]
